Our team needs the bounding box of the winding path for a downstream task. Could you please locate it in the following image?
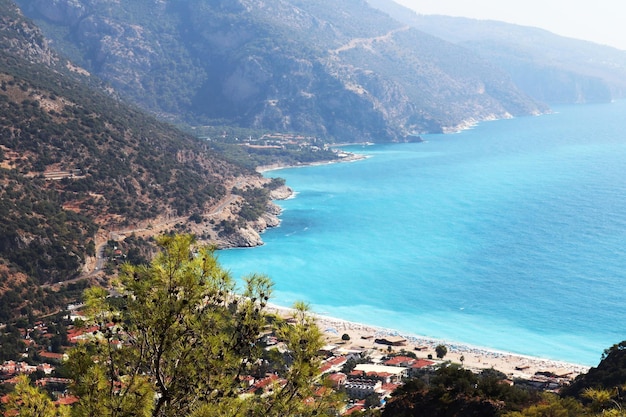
[44,178,248,289]
[329,26,409,55]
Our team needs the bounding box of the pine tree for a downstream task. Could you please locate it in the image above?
[67,234,339,417]
[5,375,70,417]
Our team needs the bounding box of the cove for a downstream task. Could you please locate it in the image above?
[218,101,626,366]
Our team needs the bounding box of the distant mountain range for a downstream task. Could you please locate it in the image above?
[368,0,626,105]
[15,0,550,141]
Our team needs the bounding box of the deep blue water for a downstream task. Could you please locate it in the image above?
[218,101,626,366]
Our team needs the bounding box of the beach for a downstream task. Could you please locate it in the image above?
[267,304,591,381]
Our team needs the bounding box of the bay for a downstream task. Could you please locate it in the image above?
[217,101,626,366]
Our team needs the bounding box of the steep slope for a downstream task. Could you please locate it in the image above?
[0,0,276,298]
[15,0,544,140]
[561,341,626,399]
[368,0,626,104]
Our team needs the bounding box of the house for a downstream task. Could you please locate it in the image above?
[1,362,36,375]
[247,374,286,395]
[353,364,408,383]
[335,347,368,360]
[38,351,67,362]
[36,363,55,375]
[319,344,338,357]
[320,356,347,374]
[327,372,347,388]
[344,379,381,399]
[55,395,79,406]
[342,400,366,415]
[384,356,416,367]
[409,359,435,377]
[66,325,101,344]
[380,382,401,398]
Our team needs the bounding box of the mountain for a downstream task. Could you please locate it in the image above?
[0,0,284,320]
[368,0,626,104]
[14,0,544,140]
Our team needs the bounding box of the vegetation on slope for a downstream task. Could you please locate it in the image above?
[0,0,279,321]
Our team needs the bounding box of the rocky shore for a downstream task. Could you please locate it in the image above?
[101,151,361,255]
[214,183,293,248]
[216,151,367,248]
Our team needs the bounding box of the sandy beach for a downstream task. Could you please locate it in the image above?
[267,304,591,381]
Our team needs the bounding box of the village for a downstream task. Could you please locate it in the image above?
[0,301,586,415]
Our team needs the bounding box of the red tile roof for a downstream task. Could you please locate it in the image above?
[328,373,346,382]
[411,359,435,369]
[320,356,347,373]
[55,395,79,406]
[38,351,65,360]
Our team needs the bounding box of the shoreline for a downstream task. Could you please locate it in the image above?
[256,146,591,381]
[267,303,591,380]
[256,152,369,173]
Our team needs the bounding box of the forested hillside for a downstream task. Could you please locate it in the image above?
[0,0,277,321]
[15,0,544,141]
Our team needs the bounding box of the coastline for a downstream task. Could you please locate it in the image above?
[268,303,591,381]
[256,152,369,173]
[255,145,591,381]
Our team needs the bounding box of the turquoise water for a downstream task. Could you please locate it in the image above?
[218,101,626,366]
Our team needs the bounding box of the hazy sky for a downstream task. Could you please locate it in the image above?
[394,0,626,51]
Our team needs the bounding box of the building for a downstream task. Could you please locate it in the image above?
[344,379,381,399]
[327,372,347,388]
[353,364,408,383]
[320,356,348,374]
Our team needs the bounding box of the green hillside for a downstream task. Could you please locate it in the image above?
[0,0,277,321]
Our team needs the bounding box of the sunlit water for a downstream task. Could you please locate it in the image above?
[218,101,626,366]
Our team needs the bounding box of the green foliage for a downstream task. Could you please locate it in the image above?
[502,393,585,417]
[435,344,448,359]
[562,341,626,400]
[0,324,26,361]
[0,0,272,295]
[341,356,373,374]
[208,140,339,172]
[383,364,537,417]
[0,276,88,323]
[68,234,337,417]
[4,375,70,417]
[385,342,626,417]
[233,186,270,222]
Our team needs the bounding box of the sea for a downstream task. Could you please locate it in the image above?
[217,100,626,366]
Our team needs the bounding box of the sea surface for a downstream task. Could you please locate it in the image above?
[218,101,626,366]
